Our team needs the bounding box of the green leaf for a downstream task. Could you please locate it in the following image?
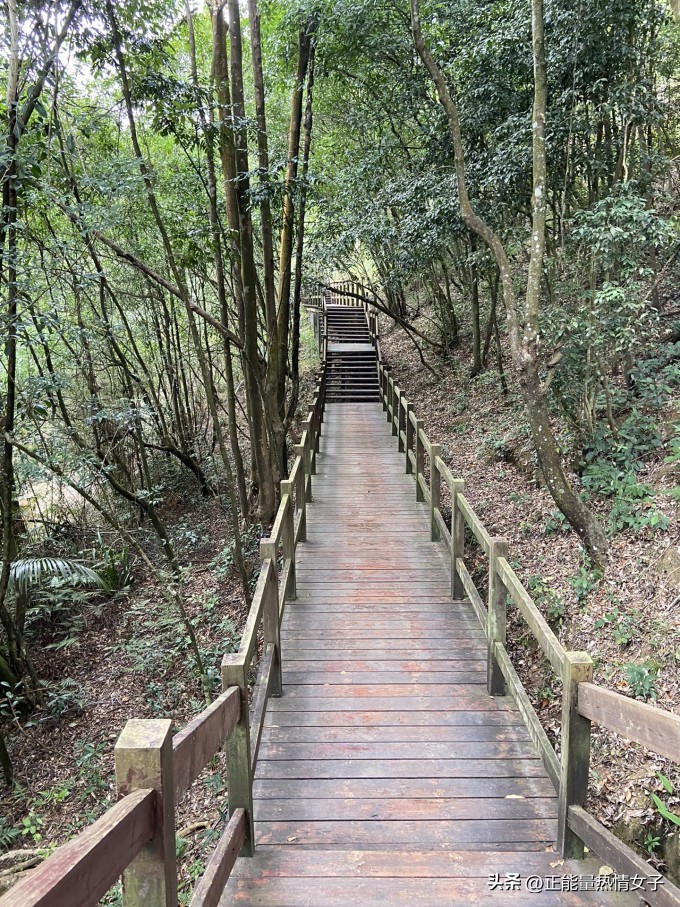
[9,558,105,594]
[652,794,680,825]
[657,772,674,795]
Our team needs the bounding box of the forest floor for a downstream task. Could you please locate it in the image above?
[380,310,680,879]
[0,360,320,902]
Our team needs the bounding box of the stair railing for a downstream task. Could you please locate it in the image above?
[370,329,680,907]
[3,371,328,907]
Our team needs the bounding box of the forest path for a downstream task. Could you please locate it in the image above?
[222,402,634,906]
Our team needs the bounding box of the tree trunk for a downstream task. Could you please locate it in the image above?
[226,0,278,520]
[470,258,482,375]
[276,20,316,414]
[410,0,608,567]
[287,41,316,423]
[0,729,12,787]
[247,0,277,338]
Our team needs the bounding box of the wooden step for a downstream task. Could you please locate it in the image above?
[224,849,637,905]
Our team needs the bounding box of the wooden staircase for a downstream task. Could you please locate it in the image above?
[325,305,381,403]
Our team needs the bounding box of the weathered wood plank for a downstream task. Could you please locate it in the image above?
[568,806,680,907]
[254,798,557,822]
[254,759,546,780]
[227,847,619,879]
[280,670,486,685]
[278,648,484,661]
[578,681,680,762]
[259,724,530,744]
[255,818,555,846]
[257,740,539,761]
[173,686,240,801]
[222,876,633,906]
[278,684,498,699]
[0,790,155,907]
[190,809,246,907]
[267,693,514,712]
[252,776,555,800]
[263,709,521,727]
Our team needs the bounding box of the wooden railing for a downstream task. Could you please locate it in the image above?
[3,371,327,907]
[374,336,680,907]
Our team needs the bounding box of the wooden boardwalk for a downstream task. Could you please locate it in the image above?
[223,403,634,906]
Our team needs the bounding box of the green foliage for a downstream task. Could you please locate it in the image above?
[544,509,569,535]
[593,607,635,647]
[625,662,658,700]
[44,679,86,719]
[73,742,109,806]
[210,524,262,584]
[526,575,565,626]
[569,564,602,606]
[652,773,680,827]
[96,547,133,594]
[581,441,669,536]
[0,818,22,851]
[644,832,661,854]
[21,812,43,844]
[9,558,105,595]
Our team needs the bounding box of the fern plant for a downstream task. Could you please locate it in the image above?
[9,558,105,595]
[7,558,105,641]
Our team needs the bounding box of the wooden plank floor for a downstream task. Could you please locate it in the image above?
[223,403,634,906]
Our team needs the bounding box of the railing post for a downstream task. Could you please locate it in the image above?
[301,420,314,489]
[381,365,390,412]
[261,549,283,697]
[387,376,394,425]
[221,655,254,856]
[415,420,424,502]
[302,414,316,478]
[281,480,296,601]
[294,444,307,542]
[392,387,400,437]
[487,538,508,696]
[430,445,441,541]
[558,652,593,859]
[451,479,464,599]
[398,395,406,453]
[405,403,414,474]
[115,720,178,907]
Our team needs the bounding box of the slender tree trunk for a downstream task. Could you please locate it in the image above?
[247,0,277,338]
[470,258,482,375]
[189,2,249,518]
[0,0,40,697]
[276,20,316,414]
[0,729,12,786]
[226,0,278,520]
[106,0,252,599]
[410,0,608,566]
[287,41,316,423]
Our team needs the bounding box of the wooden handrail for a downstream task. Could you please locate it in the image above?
[173,686,241,801]
[4,351,329,907]
[578,682,680,763]
[1,790,155,907]
[568,807,680,907]
[496,557,566,675]
[189,810,246,907]
[456,494,492,556]
[373,344,678,884]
